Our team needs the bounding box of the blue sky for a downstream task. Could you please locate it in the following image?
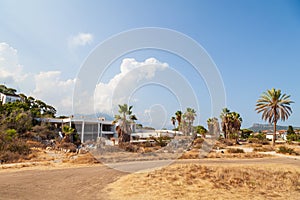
[0,0,299,129]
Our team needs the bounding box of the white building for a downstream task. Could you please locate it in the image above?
[266,130,287,141]
[41,117,115,143]
[0,92,21,104]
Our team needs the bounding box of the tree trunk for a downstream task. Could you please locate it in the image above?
[272,121,277,147]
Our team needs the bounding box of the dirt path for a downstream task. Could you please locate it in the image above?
[0,165,126,200]
[0,157,299,200]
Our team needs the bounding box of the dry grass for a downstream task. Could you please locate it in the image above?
[179,149,271,159]
[105,163,300,200]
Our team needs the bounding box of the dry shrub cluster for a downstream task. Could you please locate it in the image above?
[227,148,244,153]
[180,149,270,159]
[253,145,275,152]
[64,152,100,164]
[276,146,298,155]
[106,164,300,200]
[0,136,31,163]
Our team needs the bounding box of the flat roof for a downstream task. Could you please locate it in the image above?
[38,117,114,125]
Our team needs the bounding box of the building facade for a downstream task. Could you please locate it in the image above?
[0,92,21,104]
[42,117,116,143]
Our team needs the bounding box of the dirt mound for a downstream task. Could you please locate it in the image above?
[66,152,100,164]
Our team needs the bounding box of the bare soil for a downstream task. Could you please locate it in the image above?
[0,147,299,200]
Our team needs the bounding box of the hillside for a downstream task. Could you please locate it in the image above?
[248,123,300,132]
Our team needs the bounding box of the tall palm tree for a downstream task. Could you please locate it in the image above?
[171,116,176,130]
[175,111,182,128]
[220,108,242,140]
[183,108,197,135]
[255,88,293,146]
[230,112,242,141]
[114,104,137,143]
[207,117,219,135]
[220,108,230,139]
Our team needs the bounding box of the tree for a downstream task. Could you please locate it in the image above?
[195,125,207,138]
[287,125,295,135]
[171,116,176,130]
[240,129,253,139]
[180,108,196,136]
[255,88,293,146]
[114,104,137,143]
[62,125,75,143]
[207,117,220,136]
[175,111,182,128]
[220,108,242,140]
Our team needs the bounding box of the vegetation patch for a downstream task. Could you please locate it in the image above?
[227,148,244,153]
[276,146,298,155]
[106,164,300,200]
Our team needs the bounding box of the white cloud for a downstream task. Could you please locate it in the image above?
[0,42,28,85]
[31,71,76,114]
[0,42,171,123]
[0,42,75,116]
[94,58,168,114]
[68,33,93,48]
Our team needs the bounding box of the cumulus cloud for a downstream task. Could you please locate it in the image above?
[94,58,168,114]
[31,71,76,114]
[0,42,171,122]
[0,42,75,115]
[0,42,28,85]
[68,33,93,48]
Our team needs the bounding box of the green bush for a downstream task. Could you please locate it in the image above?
[276,146,296,155]
[287,134,300,142]
[248,138,269,145]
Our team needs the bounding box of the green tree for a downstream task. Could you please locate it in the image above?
[195,125,207,138]
[114,104,137,143]
[207,117,220,135]
[240,129,253,139]
[175,111,182,128]
[287,125,295,135]
[220,108,242,140]
[181,108,197,136]
[171,116,176,130]
[62,125,75,143]
[255,88,293,146]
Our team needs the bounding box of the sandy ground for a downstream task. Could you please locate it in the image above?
[0,145,299,200]
[0,157,299,200]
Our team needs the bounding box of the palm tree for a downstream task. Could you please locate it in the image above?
[171,116,176,129]
[114,104,137,143]
[220,108,230,139]
[62,125,75,143]
[255,88,293,146]
[183,108,197,135]
[171,116,176,135]
[207,117,219,135]
[230,112,242,141]
[220,108,242,140]
[175,111,182,128]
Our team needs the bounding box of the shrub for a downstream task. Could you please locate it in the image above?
[58,142,77,152]
[248,138,269,145]
[287,133,300,142]
[253,146,274,152]
[0,131,31,163]
[276,146,296,155]
[227,148,244,153]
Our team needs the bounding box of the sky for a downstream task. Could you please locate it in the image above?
[0,0,299,129]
